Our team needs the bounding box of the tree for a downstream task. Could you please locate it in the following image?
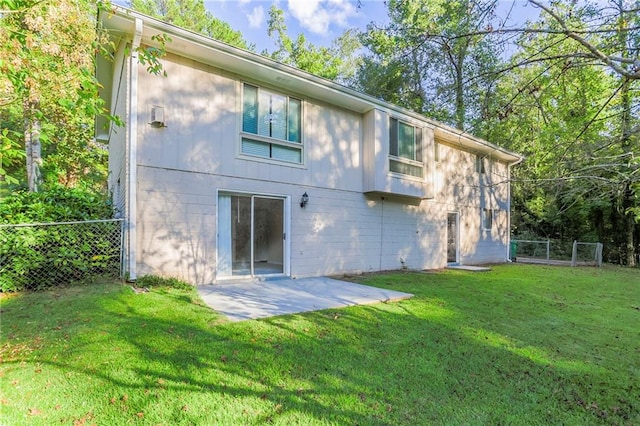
[1,0,109,192]
[356,0,639,265]
[487,15,617,240]
[1,0,168,194]
[128,0,251,49]
[356,0,503,131]
[265,5,360,81]
[486,0,639,265]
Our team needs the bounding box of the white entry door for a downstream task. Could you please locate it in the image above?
[218,193,286,279]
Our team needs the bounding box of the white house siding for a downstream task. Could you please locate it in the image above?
[433,142,510,264]
[362,109,436,199]
[135,165,450,282]
[106,39,129,220]
[103,39,131,276]
[136,165,217,283]
[124,51,512,284]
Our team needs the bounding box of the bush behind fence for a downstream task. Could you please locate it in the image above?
[0,219,123,292]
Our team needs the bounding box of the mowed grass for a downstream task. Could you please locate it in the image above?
[1,265,638,425]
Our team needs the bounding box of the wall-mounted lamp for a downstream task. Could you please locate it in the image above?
[300,192,309,208]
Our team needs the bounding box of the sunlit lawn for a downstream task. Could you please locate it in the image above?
[1,264,638,425]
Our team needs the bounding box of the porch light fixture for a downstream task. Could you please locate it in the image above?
[300,192,309,208]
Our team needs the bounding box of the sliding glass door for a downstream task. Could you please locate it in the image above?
[218,193,285,278]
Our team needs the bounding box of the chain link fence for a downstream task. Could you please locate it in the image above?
[0,219,123,291]
[510,238,603,267]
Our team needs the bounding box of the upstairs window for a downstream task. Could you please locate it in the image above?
[389,117,423,178]
[241,84,302,164]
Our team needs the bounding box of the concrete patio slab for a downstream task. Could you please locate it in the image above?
[197,276,413,322]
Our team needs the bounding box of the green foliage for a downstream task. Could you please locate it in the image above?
[136,275,193,291]
[485,0,639,264]
[0,0,170,193]
[128,0,251,50]
[0,185,112,223]
[1,266,638,424]
[355,0,638,265]
[0,185,118,291]
[356,0,502,130]
[0,0,113,191]
[265,5,360,81]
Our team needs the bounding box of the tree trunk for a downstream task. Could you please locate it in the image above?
[454,48,466,130]
[616,0,636,266]
[622,183,636,267]
[620,78,636,267]
[24,99,42,192]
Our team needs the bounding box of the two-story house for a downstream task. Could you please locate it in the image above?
[96,6,522,285]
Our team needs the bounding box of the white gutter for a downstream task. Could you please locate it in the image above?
[126,17,142,282]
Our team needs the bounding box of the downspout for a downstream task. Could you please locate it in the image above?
[127,17,143,281]
[506,156,524,261]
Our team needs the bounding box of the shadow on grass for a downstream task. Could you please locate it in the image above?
[1,268,638,424]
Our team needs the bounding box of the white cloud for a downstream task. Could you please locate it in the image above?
[247,5,265,28]
[287,0,357,34]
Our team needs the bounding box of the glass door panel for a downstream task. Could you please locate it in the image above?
[231,195,252,276]
[218,193,285,278]
[252,197,284,275]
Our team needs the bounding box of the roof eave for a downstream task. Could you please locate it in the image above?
[98,5,523,164]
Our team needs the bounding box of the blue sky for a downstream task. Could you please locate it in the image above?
[204,0,389,51]
[117,1,540,53]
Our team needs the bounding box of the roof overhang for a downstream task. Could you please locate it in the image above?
[97,5,523,164]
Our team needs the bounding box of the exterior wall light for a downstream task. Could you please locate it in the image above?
[300,192,309,208]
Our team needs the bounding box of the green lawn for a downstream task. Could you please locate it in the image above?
[1,265,638,425]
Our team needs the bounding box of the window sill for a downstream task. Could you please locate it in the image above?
[240,132,302,149]
[237,153,307,169]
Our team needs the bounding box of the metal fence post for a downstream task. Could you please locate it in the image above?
[596,243,603,267]
[546,239,550,265]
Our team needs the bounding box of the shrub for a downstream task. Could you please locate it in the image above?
[136,275,193,291]
[0,185,117,292]
[0,185,112,224]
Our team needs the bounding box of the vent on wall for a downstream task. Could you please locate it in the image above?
[150,105,166,128]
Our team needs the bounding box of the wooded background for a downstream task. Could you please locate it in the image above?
[1,0,638,266]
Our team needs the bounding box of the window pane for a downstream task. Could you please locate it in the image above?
[242,84,258,134]
[399,121,415,160]
[389,117,398,157]
[270,93,287,140]
[242,138,270,158]
[272,144,302,163]
[288,98,301,143]
[415,127,423,162]
[241,85,303,165]
[389,159,423,177]
[258,90,271,137]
